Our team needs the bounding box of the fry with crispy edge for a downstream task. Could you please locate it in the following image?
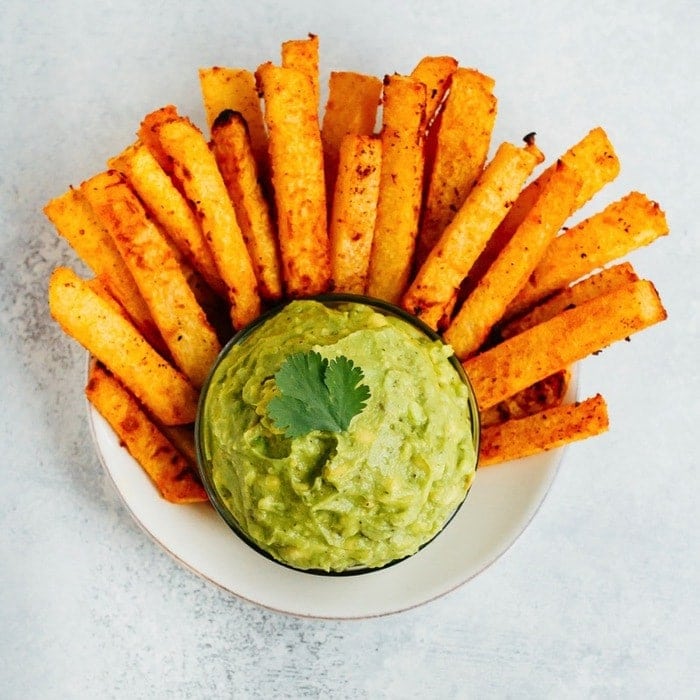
[86,363,207,503]
[43,187,163,350]
[366,74,427,304]
[138,105,180,177]
[329,134,382,293]
[479,394,609,466]
[256,62,330,297]
[402,141,541,329]
[81,171,221,388]
[321,71,383,200]
[465,127,620,295]
[281,34,320,112]
[109,141,226,297]
[501,262,639,338]
[410,55,458,129]
[416,68,497,265]
[445,159,583,358]
[505,191,669,318]
[155,116,262,328]
[49,267,199,425]
[464,279,667,410]
[210,110,283,302]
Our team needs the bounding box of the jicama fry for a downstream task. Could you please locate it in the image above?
[366,74,426,304]
[479,394,609,466]
[49,267,199,425]
[86,363,207,503]
[464,279,667,410]
[410,55,458,128]
[281,33,320,111]
[138,105,180,177]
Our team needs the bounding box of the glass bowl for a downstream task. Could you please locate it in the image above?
[195,293,480,576]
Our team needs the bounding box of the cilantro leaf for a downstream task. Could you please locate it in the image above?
[267,350,370,438]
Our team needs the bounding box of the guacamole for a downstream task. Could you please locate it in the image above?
[199,299,478,572]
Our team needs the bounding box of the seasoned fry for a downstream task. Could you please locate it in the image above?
[281,33,320,111]
[410,55,458,128]
[159,424,198,468]
[138,105,180,177]
[506,191,669,318]
[479,394,609,466]
[81,171,221,388]
[501,262,639,338]
[108,141,226,297]
[466,126,620,294]
[329,134,382,293]
[321,71,383,198]
[366,74,427,304]
[43,187,162,349]
[155,116,262,328]
[256,62,331,297]
[49,267,199,425]
[444,159,583,358]
[402,142,541,329]
[479,370,571,428]
[210,110,283,302]
[464,279,667,410]
[86,363,207,503]
[416,68,497,265]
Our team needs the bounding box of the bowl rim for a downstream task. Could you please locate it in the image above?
[194,292,481,576]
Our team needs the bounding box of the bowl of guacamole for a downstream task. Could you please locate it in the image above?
[196,294,480,574]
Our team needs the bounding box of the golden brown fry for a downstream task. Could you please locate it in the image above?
[256,62,331,297]
[155,116,262,328]
[329,134,382,293]
[210,110,283,302]
[321,71,383,198]
[198,66,268,167]
[410,55,458,128]
[479,370,571,428]
[138,105,180,177]
[86,363,207,503]
[479,394,609,466]
[506,191,669,318]
[501,262,639,338]
[109,141,226,297]
[281,33,320,111]
[444,160,583,358]
[464,279,667,410]
[366,74,426,304]
[49,267,199,425]
[402,142,540,329]
[159,424,198,468]
[465,126,620,294]
[43,187,163,350]
[81,171,221,388]
[416,68,497,265]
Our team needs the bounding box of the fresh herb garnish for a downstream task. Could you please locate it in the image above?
[267,350,371,438]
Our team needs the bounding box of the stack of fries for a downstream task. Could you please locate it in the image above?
[46,35,668,504]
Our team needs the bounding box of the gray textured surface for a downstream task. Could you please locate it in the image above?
[1,1,698,697]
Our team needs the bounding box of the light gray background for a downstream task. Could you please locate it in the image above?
[1,1,698,697]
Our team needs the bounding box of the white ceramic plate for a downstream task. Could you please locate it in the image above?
[87,369,576,619]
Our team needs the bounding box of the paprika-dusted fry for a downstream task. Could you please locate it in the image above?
[501,262,639,338]
[410,55,458,128]
[445,159,583,358]
[210,110,283,302]
[479,394,609,466]
[86,363,207,503]
[506,191,669,318]
[329,134,382,293]
[281,33,320,111]
[155,116,262,328]
[464,279,667,410]
[256,61,331,297]
[402,142,541,329]
[416,67,497,265]
[321,70,383,198]
[81,171,221,388]
[109,141,226,297]
[138,105,180,177]
[366,74,426,304]
[48,267,199,425]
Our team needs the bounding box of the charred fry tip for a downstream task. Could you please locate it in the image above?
[523,131,537,145]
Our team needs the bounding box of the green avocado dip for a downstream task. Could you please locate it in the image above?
[198,298,478,573]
